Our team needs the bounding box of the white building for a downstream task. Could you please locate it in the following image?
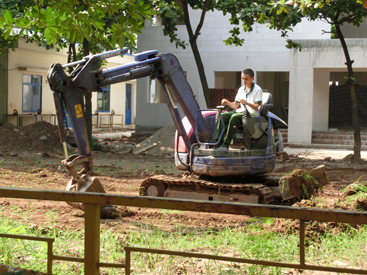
[136,8,367,146]
[0,38,136,128]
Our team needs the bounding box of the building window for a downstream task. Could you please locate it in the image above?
[22,74,42,112]
[97,85,110,112]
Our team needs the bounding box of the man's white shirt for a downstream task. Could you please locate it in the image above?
[234,84,263,116]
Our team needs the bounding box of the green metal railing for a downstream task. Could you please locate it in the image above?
[0,186,367,274]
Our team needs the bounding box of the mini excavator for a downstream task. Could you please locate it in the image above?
[48,48,299,210]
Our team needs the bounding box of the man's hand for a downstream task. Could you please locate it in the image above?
[221,99,240,110]
[239,99,247,105]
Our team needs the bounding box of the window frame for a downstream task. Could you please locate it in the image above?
[97,85,111,112]
[22,74,42,113]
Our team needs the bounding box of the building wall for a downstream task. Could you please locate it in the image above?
[5,39,135,126]
[136,8,330,130]
[289,39,367,144]
[341,18,367,38]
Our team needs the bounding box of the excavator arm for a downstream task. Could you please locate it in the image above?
[47,49,211,209]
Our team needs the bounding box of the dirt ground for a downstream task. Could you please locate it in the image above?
[0,122,366,235]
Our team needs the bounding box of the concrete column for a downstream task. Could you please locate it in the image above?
[313,69,330,130]
[288,66,313,145]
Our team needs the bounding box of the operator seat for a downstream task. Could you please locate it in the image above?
[240,92,272,148]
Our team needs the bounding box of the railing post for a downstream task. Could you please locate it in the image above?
[47,240,53,274]
[125,247,131,275]
[300,220,305,268]
[84,203,101,275]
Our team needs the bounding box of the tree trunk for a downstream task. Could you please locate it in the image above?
[190,39,211,107]
[82,38,93,147]
[181,0,211,108]
[335,24,361,161]
[67,43,77,73]
[349,83,361,160]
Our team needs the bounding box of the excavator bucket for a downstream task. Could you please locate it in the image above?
[61,155,107,211]
[65,175,106,211]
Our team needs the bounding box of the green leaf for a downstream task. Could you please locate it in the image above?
[93,19,105,30]
[118,35,125,48]
[44,28,52,43]
[63,17,73,27]
[4,10,14,25]
[276,7,284,15]
[69,28,77,43]
[2,27,12,39]
[125,32,136,44]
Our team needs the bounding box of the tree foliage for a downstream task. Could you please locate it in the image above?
[0,0,153,148]
[0,0,153,52]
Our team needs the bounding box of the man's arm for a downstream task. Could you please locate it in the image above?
[221,98,240,110]
[239,99,261,111]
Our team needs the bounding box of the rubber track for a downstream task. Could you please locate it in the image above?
[140,175,275,204]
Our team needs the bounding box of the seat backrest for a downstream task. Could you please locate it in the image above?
[260,92,272,117]
[262,92,272,105]
[241,92,272,140]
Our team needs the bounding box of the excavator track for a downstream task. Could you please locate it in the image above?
[140,175,275,204]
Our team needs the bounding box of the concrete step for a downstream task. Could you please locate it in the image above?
[279,129,367,149]
[278,129,288,143]
[312,130,367,136]
[312,138,367,146]
[312,133,355,140]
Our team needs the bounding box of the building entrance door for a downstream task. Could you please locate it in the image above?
[125,84,132,125]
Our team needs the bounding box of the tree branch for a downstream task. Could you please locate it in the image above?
[103,0,120,25]
[340,13,366,23]
[36,0,47,27]
[321,30,333,35]
[181,0,195,42]
[194,0,209,40]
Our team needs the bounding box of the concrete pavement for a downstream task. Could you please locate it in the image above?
[285,147,367,160]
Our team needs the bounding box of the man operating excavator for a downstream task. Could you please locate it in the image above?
[215,68,263,150]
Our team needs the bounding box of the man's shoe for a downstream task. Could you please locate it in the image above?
[216,146,228,151]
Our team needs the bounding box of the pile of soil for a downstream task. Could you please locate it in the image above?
[133,125,176,156]
[0,122,63,154]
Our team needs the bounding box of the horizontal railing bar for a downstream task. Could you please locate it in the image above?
[0,233,124,269]
[0,233,54,242]
[99,262,125,268]
[125,247,367,274]
[50,255,125,268]
[1,187,367,224]
[52,255,84,263]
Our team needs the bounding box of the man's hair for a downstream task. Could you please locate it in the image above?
[273,126,278,131]
[242,68,254,77]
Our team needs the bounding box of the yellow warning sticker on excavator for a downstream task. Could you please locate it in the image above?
[75,104,83,118]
